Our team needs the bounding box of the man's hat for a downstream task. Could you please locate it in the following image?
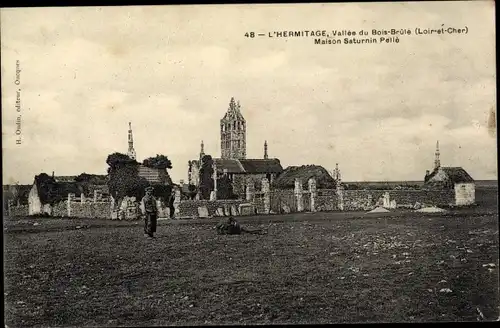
[145,186,154,192]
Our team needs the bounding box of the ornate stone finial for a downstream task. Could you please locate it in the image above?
[229,97,237,111]
[434,140,440,170]
[127,122,136,160]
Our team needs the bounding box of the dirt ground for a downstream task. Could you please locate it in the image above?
[3,202,499,326]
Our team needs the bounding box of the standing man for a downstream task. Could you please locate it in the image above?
[140,186,158,238]
[168,188,176,220]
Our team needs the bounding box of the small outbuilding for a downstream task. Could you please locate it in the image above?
[424,166,475,206]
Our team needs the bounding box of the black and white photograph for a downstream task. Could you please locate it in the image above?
[1,1,498,326]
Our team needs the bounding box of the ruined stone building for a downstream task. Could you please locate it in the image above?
[188,97,284,198]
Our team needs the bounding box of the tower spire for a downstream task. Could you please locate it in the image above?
[199,140,205,161]
[220,97,246,160]
[264,140,268,159]
[127,122,136,160]
[434,140,440,170]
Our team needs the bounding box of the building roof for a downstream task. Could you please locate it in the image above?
[191,158,284,175]
[272,165,337,190]
[54,175,77,182]
[138,165,173,185]
[213,159,245,173]
[238,159,283,174]
[425,166,475,187]
[35,180,83,205]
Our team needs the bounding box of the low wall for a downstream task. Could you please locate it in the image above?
[178,199,248,218]
[342,189,455,210]
[70,202,112,219]
[52,201,68,217]
[9,205,29,217]
[316,189,338,212]
[269,189,296,213]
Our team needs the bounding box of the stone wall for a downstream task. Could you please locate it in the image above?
[232,174,267,198]
[70,202,112,219]
[316,189,338,212]
[178,199,249,218]
[269,189,296,213]
[8,205,29,217]
[52,201,68,217]
[341,189,456,210]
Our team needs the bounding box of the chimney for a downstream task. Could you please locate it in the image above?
[52,171,55,178]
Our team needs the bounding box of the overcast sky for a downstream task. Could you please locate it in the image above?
[1,1,497,185]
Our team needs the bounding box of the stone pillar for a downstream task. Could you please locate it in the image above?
[67,193,75,217]
[336,164,344,211]
[212,162,217,200]
[246,180,255,202]
[308,178,317,212]
[262,178,270,214]
[295,178,304,212]
[174,187,181,216]
[188,161,193,185]
[383,192,390,208]
[7,199,13,216]
[337,187,344,211]
[110,196,117,219]
[81,193,86,203]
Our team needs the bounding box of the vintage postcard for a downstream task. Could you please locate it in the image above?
[2,1,498,326]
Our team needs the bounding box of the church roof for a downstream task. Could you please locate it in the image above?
[238,159,283,174]
[213,159,245,173]
[426,167,474,186]
[192,158,283,174]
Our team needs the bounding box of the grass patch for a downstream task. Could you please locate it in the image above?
[4,207,499,326]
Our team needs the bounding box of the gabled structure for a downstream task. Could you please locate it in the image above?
[138,165,173,185]
[28,175,83,215]
[424,166,475,205]
[272,165,337,190]
[424,141,476,206]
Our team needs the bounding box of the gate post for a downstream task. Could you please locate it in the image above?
[295,178,304,212]
[262,178,270,214]
[308,178,317,212]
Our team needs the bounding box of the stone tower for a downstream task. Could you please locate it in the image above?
[434,140,440,170]
[127,122,136,160]
[220,97,246,159]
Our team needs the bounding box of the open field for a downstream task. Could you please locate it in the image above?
[344,180,498,190]
[3,189,499,326]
